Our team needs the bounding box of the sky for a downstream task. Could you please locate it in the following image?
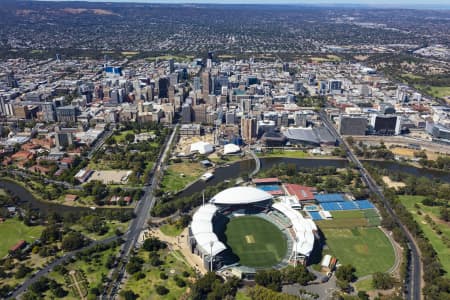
[38,0,450,9]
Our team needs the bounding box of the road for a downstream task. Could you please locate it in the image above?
[320,110,422,300]
[104,124,178,299]
[87,129,113,159]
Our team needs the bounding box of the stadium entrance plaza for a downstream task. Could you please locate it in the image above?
[149,227,209,274]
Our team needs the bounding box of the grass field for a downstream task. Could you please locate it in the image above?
[322,227,395,277]
[354,277,374,292]
[225,216,287,268]
[398,195,450,276]
[316,209,381,229]
[160,162,205,193]
[0,218,44,258]
[160,223,183,237]
[316,210,368,229]
[415,85,450,100]
[309,55,341,62]
[257,149,311,159]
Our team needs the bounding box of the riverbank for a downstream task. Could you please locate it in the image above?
[0,178,133,215]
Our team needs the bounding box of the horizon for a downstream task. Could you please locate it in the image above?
[34,0,450,10]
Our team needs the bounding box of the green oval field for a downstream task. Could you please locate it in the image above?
[224,216,287,268]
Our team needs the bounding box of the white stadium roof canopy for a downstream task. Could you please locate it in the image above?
[272,202,317,257]
[210,187,273,205]
[191,204,227,256]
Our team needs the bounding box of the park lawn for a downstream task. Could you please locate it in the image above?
[398,195,450,276]
[122,249,193,300]
[401,73,424,81]
[0,188,8,196]
[160,162,205,193]
[160,223,183,237]
[322,227,395,277]
[257,149,311,159]
[415,85,450,100]
[310,55,341,62]
[236,290,252,300]
[71,220,130,241]
[225,216,287,268]
[354,277,374,292]
[208,154,244,165]
[145,55,194,62]
[0,218,44,258]
[113,130,136,143]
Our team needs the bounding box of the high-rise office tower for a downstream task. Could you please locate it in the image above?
[241,116,257,144]
[193,77,201,91]
[158,77,170,99]
[202,71,211,100]
[169,59,175,73]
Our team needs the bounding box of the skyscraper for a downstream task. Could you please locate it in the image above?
[169,59,175,73]
[202,71,211,100]
[241,116,257,144]
[158,77,170,99]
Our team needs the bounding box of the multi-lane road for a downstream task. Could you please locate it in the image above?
[104,123,178,299]
[320,110,421,300]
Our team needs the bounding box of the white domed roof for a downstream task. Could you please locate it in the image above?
[210,187,273,205]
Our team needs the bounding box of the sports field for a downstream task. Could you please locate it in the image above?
[225,216,287,268]
[0,218,44,258]
[322,227,395,277]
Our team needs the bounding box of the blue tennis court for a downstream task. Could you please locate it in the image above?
[258,185,281,192]
[309,211,323,220]
[355,200,375,209]
[340,201,358,210]
[315,193,345,203]
[320,202,342,211]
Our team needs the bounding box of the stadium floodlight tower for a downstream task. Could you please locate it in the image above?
[209,240,214,271]
[294,237,298,268]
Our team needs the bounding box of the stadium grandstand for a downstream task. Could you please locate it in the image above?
[272,202,317,261]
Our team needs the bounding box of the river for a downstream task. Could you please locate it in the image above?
[0,179,129,216]
[3,158,449,212]
[177,157,450,198]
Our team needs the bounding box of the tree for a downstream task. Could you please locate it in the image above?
[336,264,356,282]
[142,237,167,252]
[125,133,135,143]
[440,207,449,222]
[155,285,169,295]
[357,291,369,300]
[15,265,32,279]
[282,266,315,286]
[255,269,283,291]
[126,256,143,274]
[29,276,50,294]
[120,290,138,300]
[61,231,85,251]
[80,215,108,234]
[372,272,394,289]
